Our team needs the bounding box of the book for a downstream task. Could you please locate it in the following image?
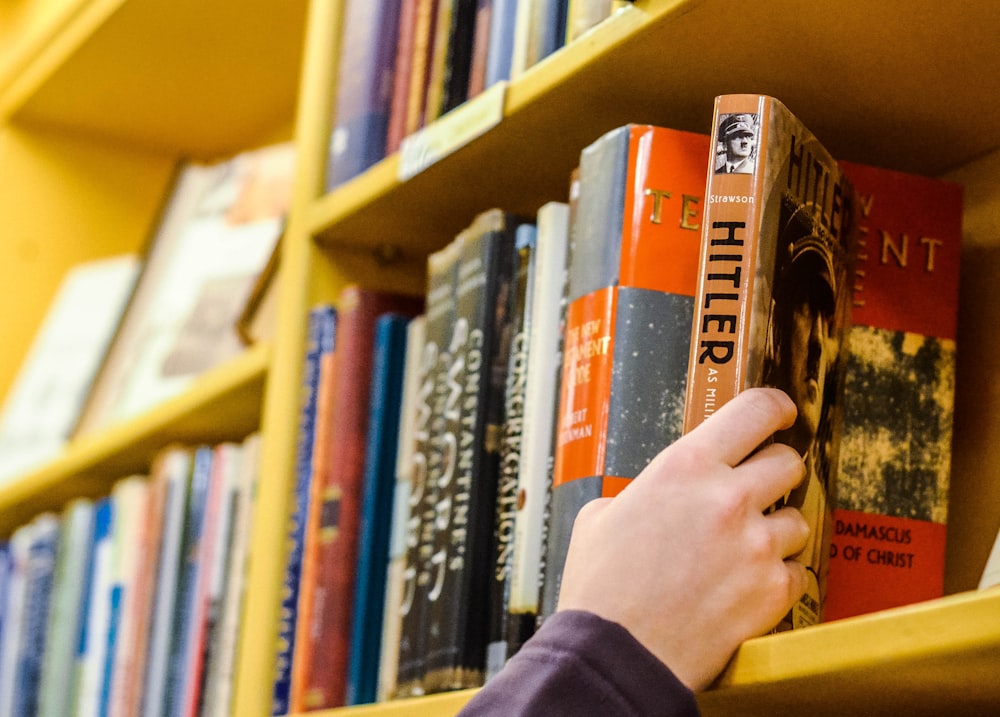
[401,0,442,139]
[163,445,224,717]
[0,254,139,482]
[466,0,493,98]
[421,209,521,693]
[683,95,856,630]
[346,314,412,705]
[75,143,294,435]
[505,200,569,656]
[394,241,460,698]
[822,161,962,620]
[111,463,173,717]
[325,0,404,190]
[484,0,519,85]
[142,448,194,717]
[202,433,261,717]
[37,500,95,717]
[486,222,536,680]
[73,497,115,717]
[0,523,35,717]
[270,304,337,715]
[10,513,60,717]
[104,476,150,717]
[376,315,426,702]
[423,0,478,123]
[386,0,424,154]
[510,0,567,78]
[292,286,423,710]
[541,124,708,618]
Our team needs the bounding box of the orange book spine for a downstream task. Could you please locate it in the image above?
[684,94,856,629]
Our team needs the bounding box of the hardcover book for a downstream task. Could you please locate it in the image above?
[292,286,422,710]
[377,315,426,701]
[347,314,412,705]
[486,222,537,679]
[421,209,521,693]
[423,0,478,123]
[506,200,569,655]
[542,124,708,618]
[824,161,962,620]
[683,95,856,629]
[326,0,404,190]
[394,241,461,698]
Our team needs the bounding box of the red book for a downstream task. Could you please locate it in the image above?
[825,161,962,620]
[386,0,421,154]
[291,285,423,710]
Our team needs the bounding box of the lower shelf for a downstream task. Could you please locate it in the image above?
[315,589,1000,717]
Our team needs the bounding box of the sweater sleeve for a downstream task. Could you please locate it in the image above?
[456,610,701,717]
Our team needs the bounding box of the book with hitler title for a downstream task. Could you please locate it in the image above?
[683,95,857,630]
[542,124,709,618]
[823,161,962,620]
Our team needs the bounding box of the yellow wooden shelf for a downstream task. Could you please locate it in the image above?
[0,0,308,156]
[302,591,1000,717]
[307,0,1000,257]
[0,341,269,535]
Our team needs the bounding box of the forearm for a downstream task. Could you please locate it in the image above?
[457,610,700,717]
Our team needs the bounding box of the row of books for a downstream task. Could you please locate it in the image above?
[277,95,964,710]
[0,435,260,717]
[325,0,629,190]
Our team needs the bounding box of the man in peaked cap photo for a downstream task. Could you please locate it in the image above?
[715,112,758,174]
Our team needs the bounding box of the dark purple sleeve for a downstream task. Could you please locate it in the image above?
[457,610,701,716]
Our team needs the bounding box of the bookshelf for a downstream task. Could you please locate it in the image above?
[1,1,998,717]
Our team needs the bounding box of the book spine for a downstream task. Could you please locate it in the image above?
[466,0,493,98]
[486,223,536,679]
[684,95,855,629]
[346,314,411,705]
[161,447,213,717]
[826,161,962,619]
[74,498,115,717]
[394,244,459,697]
[0,526,35,717]
[422,210,518,693]
[13,514,60,717]
[424,0,477,122]
[506,200,569,654]
[386,0,422,154]
[543,125,708,618]
[377,315,427,701]
[271,304,336,715]
[294,287,423,710]
[326,0,405,190]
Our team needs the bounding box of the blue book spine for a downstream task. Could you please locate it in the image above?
[346,313,411,705]
[270,304,337,715]
[326,0,405,189]
[74,498,114,717]
[485,0,519,85]
[13,515,60,717]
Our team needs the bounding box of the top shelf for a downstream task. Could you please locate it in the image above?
[0,0,308,157]
[308,0,1000,255]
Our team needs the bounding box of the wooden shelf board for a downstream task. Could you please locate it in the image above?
[0,341,268,535]
[0,0,307,156]
[309,0,1000,256]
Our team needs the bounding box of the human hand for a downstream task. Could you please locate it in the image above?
[556,387,809,691]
